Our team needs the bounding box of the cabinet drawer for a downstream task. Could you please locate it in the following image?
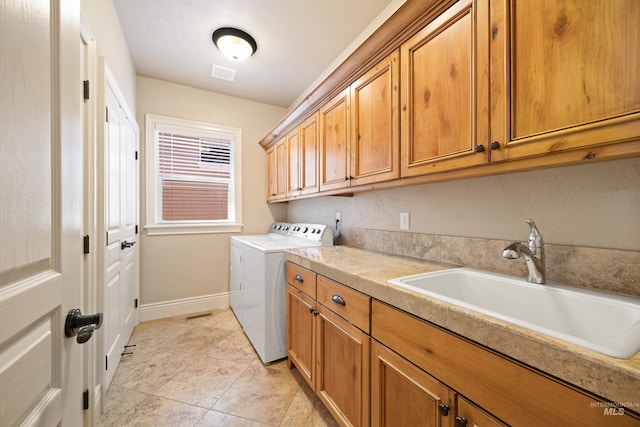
[286,262,316,298]
[317,275,370,333]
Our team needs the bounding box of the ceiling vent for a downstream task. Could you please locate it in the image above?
[211,64,237,82]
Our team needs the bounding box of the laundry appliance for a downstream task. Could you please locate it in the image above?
[229,222,333,363]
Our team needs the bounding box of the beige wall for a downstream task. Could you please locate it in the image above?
[80,0,136,111]
[287,157,640,252]
[136,76,287,305]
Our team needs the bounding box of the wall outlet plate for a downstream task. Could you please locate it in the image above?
[400,212,409,230]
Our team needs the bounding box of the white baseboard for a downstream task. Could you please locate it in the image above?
[138,292,230,322]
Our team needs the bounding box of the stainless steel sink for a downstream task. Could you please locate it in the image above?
[388,268,640,359]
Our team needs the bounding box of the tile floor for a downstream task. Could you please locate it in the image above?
[98,308,338,427]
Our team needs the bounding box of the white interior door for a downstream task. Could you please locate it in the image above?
[0,0,84,425]
[100,62,139,390]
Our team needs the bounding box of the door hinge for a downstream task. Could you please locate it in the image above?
[83,389,89,410]
[83,80,90,100]
[105,355,108,371]
[135,298,139,308]
[135,150,139,160]
[105,106,109,122]
[135,225,139,234]
[83,235,90,254]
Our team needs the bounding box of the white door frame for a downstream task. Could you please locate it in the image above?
[80,17,101,426]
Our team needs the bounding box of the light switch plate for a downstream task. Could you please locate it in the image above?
[400,212,409,230]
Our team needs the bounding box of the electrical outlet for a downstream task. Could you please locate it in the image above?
[336,212,341,222]
[400,212,409,230]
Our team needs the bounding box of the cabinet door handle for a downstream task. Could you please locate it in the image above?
[490,141,501,150]
[295,274,303,283]
[454,416,467,427]
[331,294,346,306]
[437,403,450,416]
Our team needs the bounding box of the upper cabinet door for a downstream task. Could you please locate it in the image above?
[299,112,320,195]
[401,0,490,177]
[350,49,400,186]
[320,88,351,191]
[266,143,277,200]
[490,0,640,162]
[286,127,301,197]
[267,138,287,201]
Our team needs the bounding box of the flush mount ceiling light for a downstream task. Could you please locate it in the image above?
[212,27,257,61]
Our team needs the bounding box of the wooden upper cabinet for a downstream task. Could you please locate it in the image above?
[401,0,490,177]
[299,113,320,195]
[350,49,400,186]
[286,127,301,197]
[490,0,640,162]
[287,113,319,197]
[266,144,277,200]
[267,138,287,201]
[320,88,351,191]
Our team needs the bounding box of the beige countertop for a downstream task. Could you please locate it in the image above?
[285,245,640,407]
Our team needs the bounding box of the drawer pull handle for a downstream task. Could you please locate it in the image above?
[332,295,346,306]
[295,274,303,283]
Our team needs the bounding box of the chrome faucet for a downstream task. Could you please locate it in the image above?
[502,219,545,284]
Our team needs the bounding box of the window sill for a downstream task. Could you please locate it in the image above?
[144,223,243,236]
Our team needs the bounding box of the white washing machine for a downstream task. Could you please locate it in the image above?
[230,222,333,364]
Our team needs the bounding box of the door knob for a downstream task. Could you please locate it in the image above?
[121,240,136,249]
[65,309,103,344]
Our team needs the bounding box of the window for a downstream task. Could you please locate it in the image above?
[145,114,242,234]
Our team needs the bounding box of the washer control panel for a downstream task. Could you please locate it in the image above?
[288,223,333,244]
[268,222,292,236]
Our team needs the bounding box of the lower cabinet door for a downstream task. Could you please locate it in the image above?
[371,340,454,427]
[286,284,316,389]
[316,305,370,427]
[456,396,507,427]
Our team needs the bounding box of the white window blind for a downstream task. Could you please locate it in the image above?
[145,114,242,234]
[158,132,234,222]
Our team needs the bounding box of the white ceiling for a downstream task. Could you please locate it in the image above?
[113,0,396,108]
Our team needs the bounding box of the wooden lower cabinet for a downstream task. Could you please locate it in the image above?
[371,340,454,427]
[456,396,506,427]
[372,300,640,427]
[286,283,316,388]
[371,339,504,427]
[288,264,640,427]
[286,262,370,427]
[316,304,370,427]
